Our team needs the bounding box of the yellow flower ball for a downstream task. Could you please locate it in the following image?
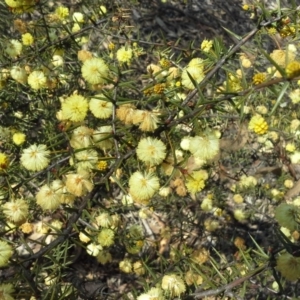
[248,115,268,135]
[161,274,186,297]
[0,241,13,267]
[89,94,113,119]
[185,170,208,195]
[136,137,167,166]
[12,132,26,145]
[129,171,160,204]
[181,66,204,89]
[2,199,28,224]
[252,73,267,85]
[116,46,133,64]
[98,228,115,247]
[65,172,94,197]
[119,258,133,273]
[10,66,27,84]
[55,6,69,20]
[0,153,9,171]
[20,144,50,171]
[81,57,109,85]
[21,33,34,46]
[61,94,89,122]
[5,39,22,58]
[286,61,300,78]
[36,184,61,211]
[27,70,47,90]
[201,39,213,52]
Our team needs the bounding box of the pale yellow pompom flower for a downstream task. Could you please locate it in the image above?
[248,115,268,135]
[129,171,160,204]
[136,137,167,166]
[201,39,213,52]
[188,130,220,161]
[10,66,27,84]
[92,126,113,150]
[36,184,61,211]
[98,228,115,247]
[61,94,88,122]
[3,199,28,224]
[116,46,133,64]
[27,70,47,90]
[89,94,113,119]
[12,132,26,145]
[5,39,22,58]
[20,144,50,171]
[55,6,69,20]
[70,125,93,149]
[161,274,186,297]
[138,110,160,132]
[119,258,133,273]
[72,12,84,23]
[81,57,109,85]
[181,66,204,89]
[21,33,34,46]
[185,170,209,194]
[0,241,13,267]
[65,172,94,197]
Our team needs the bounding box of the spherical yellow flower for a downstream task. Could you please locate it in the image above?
[70,126,93,149]
[252,73,267,85]
[36,184,61,211]
[286,143,296,153]
[93,126,113,150]
[136,137,167,166]
[5,39,22,58]
[275,203,300,231]
[55,6,69,20]
[138,110,160,132]
[21,33,34,46]
[185,270,203,285]
[185,170,209,194]
[27,70,47,90]
[20,222,34,234]
[234,209,247,222]
[89,94,113,119]
[277,252,300,281]
[270,49,296,67]
[12,132,26,145]
[289,89,300,104]
[86,243,102,257]
[181,66,204,89]
[71,149,98,171]
[201,39,213,52]
[96,212,113,228]
[119,258,133,273]
[3,199,28,224]
[61,94,88,122]
[98,228,115,247]
[72,12,84,23]
[65,172,94,197]
[0,153,9,171]
[248,115,268,135]
[20,144,50,171]
[81,57,109,85]
[286,61,300,78]
[161,274,186,297]
[0,241,13,267]
[129,171,160,204]
[116,46,133,64]
[99,5,107,15]
[188,130,220,161]
[10,66,27,84]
